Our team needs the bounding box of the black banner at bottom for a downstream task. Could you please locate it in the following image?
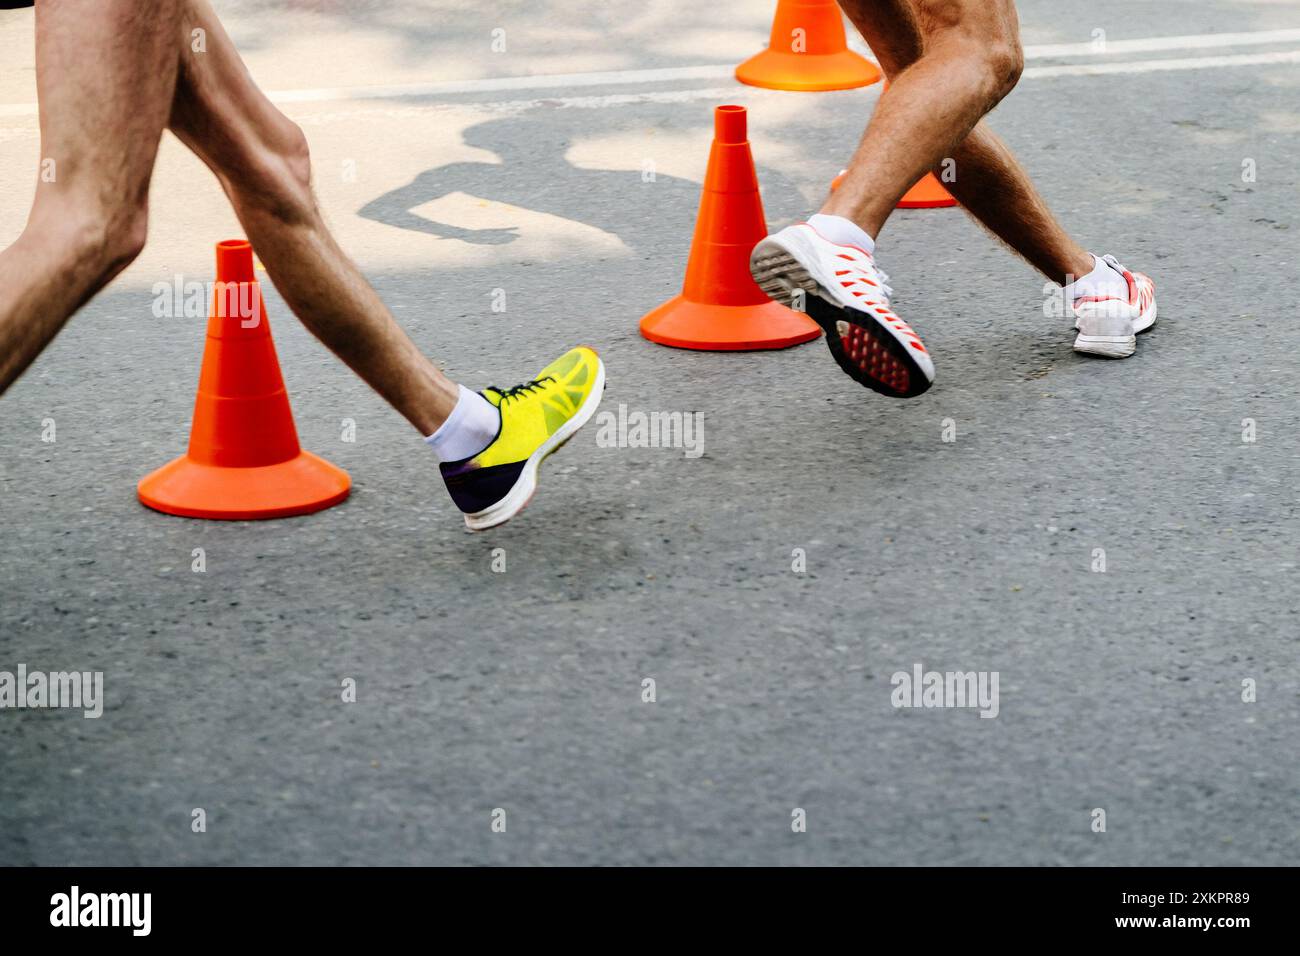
[0,867,1281,941]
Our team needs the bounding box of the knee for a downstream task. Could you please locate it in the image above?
[917,0,1024,105]
[276,120,314,195]
[927,32,1022,107]
[38,197,148,283]
[108,204,149,271]
[89,203,148,279]
[984,37,1024,100]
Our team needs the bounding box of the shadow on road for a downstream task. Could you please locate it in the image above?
[357,113,805,249]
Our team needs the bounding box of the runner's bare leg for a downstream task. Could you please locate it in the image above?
[167,0,456,435]
[833,0,1093,283]
[0,0,181,395]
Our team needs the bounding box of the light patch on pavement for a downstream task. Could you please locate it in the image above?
[398,190,632,265]
[1256,109,1300,133]
[565,128,716,180]
[644,28,773,61]
[1170,122,1250,147]
[1094,181,1175,214]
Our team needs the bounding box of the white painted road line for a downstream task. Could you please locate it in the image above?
[297,49,1300,116]
[1021,26,1300,59]
[269,65,736,104]
[297,48,1300,117]
[265,26,1300,104]
[1023,48,1300,79]
[268,28,1300,106]
[1,29,1299,117]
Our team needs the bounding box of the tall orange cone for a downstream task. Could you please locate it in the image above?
[640,106,819,351]
[138,240,350,520]
[736,0,881,92]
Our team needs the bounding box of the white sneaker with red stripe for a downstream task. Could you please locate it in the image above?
[1071,254,1157,359]
[750,222,934,398]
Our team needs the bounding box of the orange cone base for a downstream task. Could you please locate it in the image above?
[138,451,351,520]
[735,49,881,92]
[898,172,958,209]
[640,296,820,351]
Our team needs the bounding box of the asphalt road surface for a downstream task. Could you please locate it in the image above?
[1,1,1297,865]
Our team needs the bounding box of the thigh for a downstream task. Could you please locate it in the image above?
[32,0,181,212]
[908,0,1020,45]
[838,0,1019,75]
[837,0,924,76]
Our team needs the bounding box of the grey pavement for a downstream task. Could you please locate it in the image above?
[1,0,1298,865]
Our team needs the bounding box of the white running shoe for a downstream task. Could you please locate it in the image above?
[1072,254,1157,359]
[750,222,934,398]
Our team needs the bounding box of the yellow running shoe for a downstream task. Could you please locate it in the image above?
[440,346,605,530]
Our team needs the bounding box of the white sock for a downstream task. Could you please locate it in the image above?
[807,213,876,255]
[424,385,500,463]
[1063,254,1128,301]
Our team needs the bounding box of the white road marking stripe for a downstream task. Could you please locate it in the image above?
[328,49,1300,114]
[1022,26,1300,59]
[0,30,1299,117]
[259,28,1300,105]
[1023,48,1300,79]
[0,67,740,116]
[268,65,736,104]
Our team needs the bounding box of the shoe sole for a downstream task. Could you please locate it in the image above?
[463,356,607,531]
[1074,300,1157,359]
[751,240,932,398]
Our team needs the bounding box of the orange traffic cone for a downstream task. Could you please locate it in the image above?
[898,171,958,208]
[640,106,820,351]
[830,168,958,209]
[138,240,351,520]
[736,0,881,92]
